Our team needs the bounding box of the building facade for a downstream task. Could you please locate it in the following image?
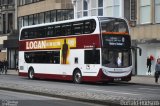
[17,0,73,30]
[73,0,160,76]
[72,0,136,21]
[0,0,73,69]
[0,0,16,67]
[131,0,160,75]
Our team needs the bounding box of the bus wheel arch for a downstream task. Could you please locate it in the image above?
[73,68,82,84]
[28,67,35,80]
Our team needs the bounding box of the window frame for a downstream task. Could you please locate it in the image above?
[155,0,160,23]
[139,0,151,24]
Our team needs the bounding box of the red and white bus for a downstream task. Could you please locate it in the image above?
[19,16,133,83]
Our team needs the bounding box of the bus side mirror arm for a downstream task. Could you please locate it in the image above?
[131,46,142,56]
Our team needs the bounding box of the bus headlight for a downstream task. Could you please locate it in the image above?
[102,68,108,75]
[20,66,24,70]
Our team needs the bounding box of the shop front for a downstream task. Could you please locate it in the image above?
[137,41,160,76]
[3,39,18,69]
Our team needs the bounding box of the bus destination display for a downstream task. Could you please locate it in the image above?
[102,35,130,48]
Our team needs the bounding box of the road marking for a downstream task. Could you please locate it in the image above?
[138,88,160,91]
[88,89,140,96]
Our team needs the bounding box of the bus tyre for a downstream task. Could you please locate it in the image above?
[73,70,82,84]
[28,68,35,80]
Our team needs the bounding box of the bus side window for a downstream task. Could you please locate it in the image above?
[90,19,96,33]
[61,23,72,36]
[73,21,83,35]
[84,50,100,64]
[47,26,54,37]
[53,51,60,64]
[28,29,34,39]
[61,24,67,36]
[84,19,96,34]
[66,24,72,36]
[55,25,61,36]
[38,27,46,38]
[84,21,91,34]
[21,29,29,40]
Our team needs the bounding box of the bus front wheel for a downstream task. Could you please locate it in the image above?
[73,69,82,84]
[28,68,35,80]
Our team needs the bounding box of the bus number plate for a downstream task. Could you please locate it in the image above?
[114,78,121,81]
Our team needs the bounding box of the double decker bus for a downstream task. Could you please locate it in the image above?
[19,16,133,83]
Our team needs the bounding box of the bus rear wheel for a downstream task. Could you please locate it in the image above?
[28,68,35,80]
[73,70,82,84]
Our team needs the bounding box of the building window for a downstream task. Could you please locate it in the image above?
[83,0,88,16]
[38,13,44,24]
[33,14,38,25]
[140,0,151,24]
[8,13,13,33]
[2,0,7,5]
[18,17,23,30]
[155,0,160,23]
[45,11,51,23]
[105,0,120,17]
[51,10,56,22]
[23,16,29,26]
[8,0,14,5]
[3,14,6,34]
[98,0,103,16]
[18,9,73,29]
[105,0,113,17]
[114,0,120,17]
[76,0,82,18]
[29,15,34,25]
[90,0,97,16]
[25,0,32,4]
[18,0,44,6]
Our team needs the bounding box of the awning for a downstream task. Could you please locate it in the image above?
[0,44,5,50]
[3,39,18,48]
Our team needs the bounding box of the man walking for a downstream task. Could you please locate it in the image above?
[0,61,3,74]
[4,60,8,74]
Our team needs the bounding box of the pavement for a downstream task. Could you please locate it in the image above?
[5,69,160,86]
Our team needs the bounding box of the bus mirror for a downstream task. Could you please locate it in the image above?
[139,48,142,56]
[131,46,142,56]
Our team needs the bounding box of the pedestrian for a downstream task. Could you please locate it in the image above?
[155,58,160,83]
[147,56,152,75]
[16,61,18,71]
[0,61,3,74]
[4,60,8,74]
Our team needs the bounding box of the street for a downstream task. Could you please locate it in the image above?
[0,75,160,105]
[0,90,103,106]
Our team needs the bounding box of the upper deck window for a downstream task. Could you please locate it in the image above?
[20,19,96,40]
[100,17,129,34]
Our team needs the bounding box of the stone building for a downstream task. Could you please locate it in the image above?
[73,0,160,76]
[0,0,73,69]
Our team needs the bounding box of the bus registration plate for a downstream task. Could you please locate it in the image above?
[114,78,121,81]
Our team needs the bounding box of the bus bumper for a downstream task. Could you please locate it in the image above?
[82,69,132,83]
